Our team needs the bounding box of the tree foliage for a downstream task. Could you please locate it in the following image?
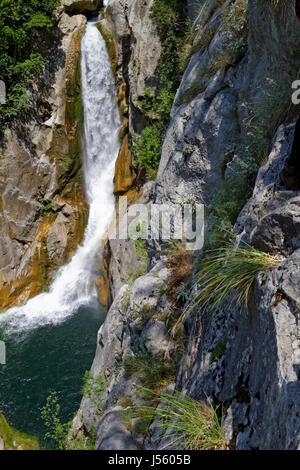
[0,0,59,121]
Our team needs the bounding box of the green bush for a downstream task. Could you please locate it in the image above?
[0,0,59,122]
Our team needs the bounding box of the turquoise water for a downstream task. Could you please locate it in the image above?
[0,304,105,448]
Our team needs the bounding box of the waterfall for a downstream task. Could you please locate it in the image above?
[0,20,120,334]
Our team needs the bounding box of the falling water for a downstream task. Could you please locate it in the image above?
[0,20,120,334]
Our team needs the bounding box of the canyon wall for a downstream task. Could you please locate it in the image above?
[70,0,300,450]
[0,9,90,311]
[1,0,300,451]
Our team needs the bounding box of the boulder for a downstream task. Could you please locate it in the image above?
[96,407,138,450]
[62,0,103,12]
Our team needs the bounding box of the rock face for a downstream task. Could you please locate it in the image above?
[62,0,103,12]
[105,0,161,134]
[0,12,88,311]
[69,0,300,450]
[174,123,300,450]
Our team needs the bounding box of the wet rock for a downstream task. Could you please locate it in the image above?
[0,13,88,309]
[105,0,161,134]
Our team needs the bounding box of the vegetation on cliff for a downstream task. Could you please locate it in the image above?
[0,0,59,123]
[134,390,226,450]
[132,0,189,178]
[0,413,39,450]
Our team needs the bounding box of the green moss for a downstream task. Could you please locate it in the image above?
[0,413,39,450]
[211,342,226,363]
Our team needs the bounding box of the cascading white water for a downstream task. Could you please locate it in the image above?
[0,20,120,334]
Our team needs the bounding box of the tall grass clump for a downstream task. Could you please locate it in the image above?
[191,242,283,313]
[123,353,176,388]
[135,389,226,450]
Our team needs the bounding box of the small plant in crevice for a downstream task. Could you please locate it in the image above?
[133,389,226,450]
[210,342,226,363]
[82,371,106,411]
[176,282,191,304]
[42,201,55,214]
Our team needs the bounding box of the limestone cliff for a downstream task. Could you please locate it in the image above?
[70,0,300,451]
[0,12,89,311]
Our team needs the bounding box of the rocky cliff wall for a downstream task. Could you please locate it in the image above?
[70,0,300,451]
[0,11,89,311]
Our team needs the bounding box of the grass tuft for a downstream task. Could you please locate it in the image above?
[171,242,283,337]
[134,389,226,450]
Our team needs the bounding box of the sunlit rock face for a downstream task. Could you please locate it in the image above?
[62,0,103,12]
[0,13,89,311]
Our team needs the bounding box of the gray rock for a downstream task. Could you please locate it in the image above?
[105,0,161,134]
[141,320,170,359]
[62,0,102,12]
[96,407,138,450]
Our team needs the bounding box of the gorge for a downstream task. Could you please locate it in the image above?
[1,0,300,452]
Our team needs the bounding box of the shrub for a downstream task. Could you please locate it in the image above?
[41,391,70,450]
[135,389,226,450]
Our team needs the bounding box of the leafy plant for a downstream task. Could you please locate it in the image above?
[176,282,190,303]
[134,389,226,450]
[211,342,226,363]
[123,352,175,388]
[42,201,54,214]
[41,391,70,450]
